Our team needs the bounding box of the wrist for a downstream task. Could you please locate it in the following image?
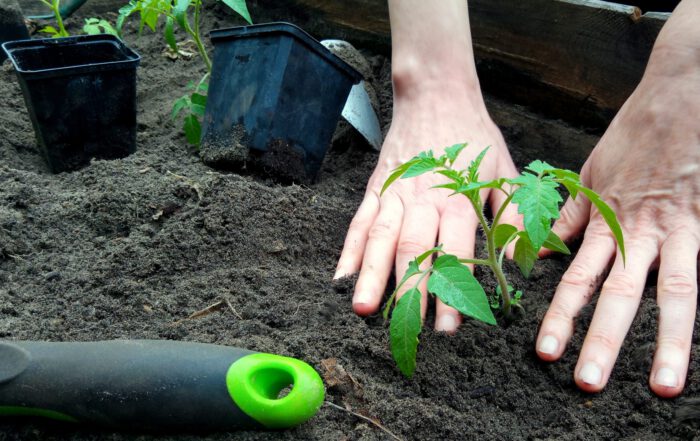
[391,64,486,115]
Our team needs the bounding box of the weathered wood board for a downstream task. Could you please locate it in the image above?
[248,0,671,130]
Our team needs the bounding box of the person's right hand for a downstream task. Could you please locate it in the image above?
[334,79,523,333]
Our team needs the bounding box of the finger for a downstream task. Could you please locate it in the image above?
[489,151,524,259]
[335,192,380,279]
[352,193,404,316]
[536,224,616,361]
[574,239,657,392]
[434,199,479,333]
[650,231,699,398]
[394,201,440,319]
[539,194,591,258]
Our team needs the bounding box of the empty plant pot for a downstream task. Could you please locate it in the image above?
[201,22,362,183]
[2,34,140,173]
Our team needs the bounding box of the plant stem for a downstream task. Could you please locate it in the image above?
[458,258,490,266]
[189,0,212,72]
[469,196,513,319]
[42,0,68,36]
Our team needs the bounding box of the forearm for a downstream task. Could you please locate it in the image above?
[388,0,482,104]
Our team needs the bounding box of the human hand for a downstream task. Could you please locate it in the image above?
[335,81,522,333]
[536,46,700,397]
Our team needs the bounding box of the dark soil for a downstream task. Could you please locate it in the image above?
[1,3,699,441]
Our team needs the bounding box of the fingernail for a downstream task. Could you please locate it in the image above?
[332,269,344,280]
[654,367,678,388]
[579,362,603,385]
[436,315,457,333]
[538,335,559,355]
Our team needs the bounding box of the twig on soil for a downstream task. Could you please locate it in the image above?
[324,401,404,441]
[170,298,241,325]
[223,297,243,320]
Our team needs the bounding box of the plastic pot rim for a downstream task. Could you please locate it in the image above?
[2,34,140,81]
[209,22,363,84]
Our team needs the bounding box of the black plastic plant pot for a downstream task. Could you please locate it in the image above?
[2,35,140,173]
[0,0,29,61]
[201,22,362,183]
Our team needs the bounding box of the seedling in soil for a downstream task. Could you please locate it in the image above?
[38,0,118,37]
[382,143,625,377]
[117,0,252,147]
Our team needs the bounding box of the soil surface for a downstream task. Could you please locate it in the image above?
[1,4,699,441]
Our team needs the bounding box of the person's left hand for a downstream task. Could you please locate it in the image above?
[535,47,700,397]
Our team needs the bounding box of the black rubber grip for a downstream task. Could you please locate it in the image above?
[0,340,262,432]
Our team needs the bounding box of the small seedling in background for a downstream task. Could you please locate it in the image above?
[118,0,252,147]
[382,143,625,377]
[38,0,118,37]
[37,0,69,37]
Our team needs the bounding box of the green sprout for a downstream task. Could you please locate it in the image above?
[382,143,625,377]
[118,0,252,147]
[38,0,118,38]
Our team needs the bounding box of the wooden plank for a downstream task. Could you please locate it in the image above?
[248,0,670,130]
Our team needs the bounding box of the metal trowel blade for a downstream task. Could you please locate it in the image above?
[342,81,383,150]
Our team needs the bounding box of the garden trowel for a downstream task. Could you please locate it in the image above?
[321,39,383,151]
[0,340,324,432]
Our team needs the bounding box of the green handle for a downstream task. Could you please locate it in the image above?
[0,340,324,432]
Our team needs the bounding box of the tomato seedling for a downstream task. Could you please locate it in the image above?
[38,0,118,38]
[382,143,625,377]
[118,0,252,147]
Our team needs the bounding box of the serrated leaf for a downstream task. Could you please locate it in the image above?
[427,255,496,325]
[494,224,518,248]
[381,160,418,195]
[514,233,538,278]
[183,114,202,145]
[542,230,570,255]
[578,187,626,263]
[525,160,555,175]
[511,173,562,251]
[444,143,467,164]
[390,287,422,377]
[383,246,441,319]
[220,0,253,24]
[467,146,490,182]
[402,157,442,179]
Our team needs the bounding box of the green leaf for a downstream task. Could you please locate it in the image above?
[117,1,139,33]
[493,224,518,248]
[542,230,570,255]
[578,187,626,263]
[402,157,442,179]
[390,287,422,377]
[525,160,555,175]
[174,0,191,29]
[381,159,418,195]
[183,114,202,145]
[444,143,467,164]
[164,16,177,51]
[427,255,496,325]
[514,233,538,278]
[511,173,562,251]
[39,25,59,36]
[220,0,253,24]
[382,246,441,320]
[467,146,490,182]
[171,95,190,120]
[191,92,207,107]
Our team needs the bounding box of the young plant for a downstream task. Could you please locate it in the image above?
[37,0,69,37]
[117,0,252,146]
[382,143,625,377]
[38,0,118,37]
